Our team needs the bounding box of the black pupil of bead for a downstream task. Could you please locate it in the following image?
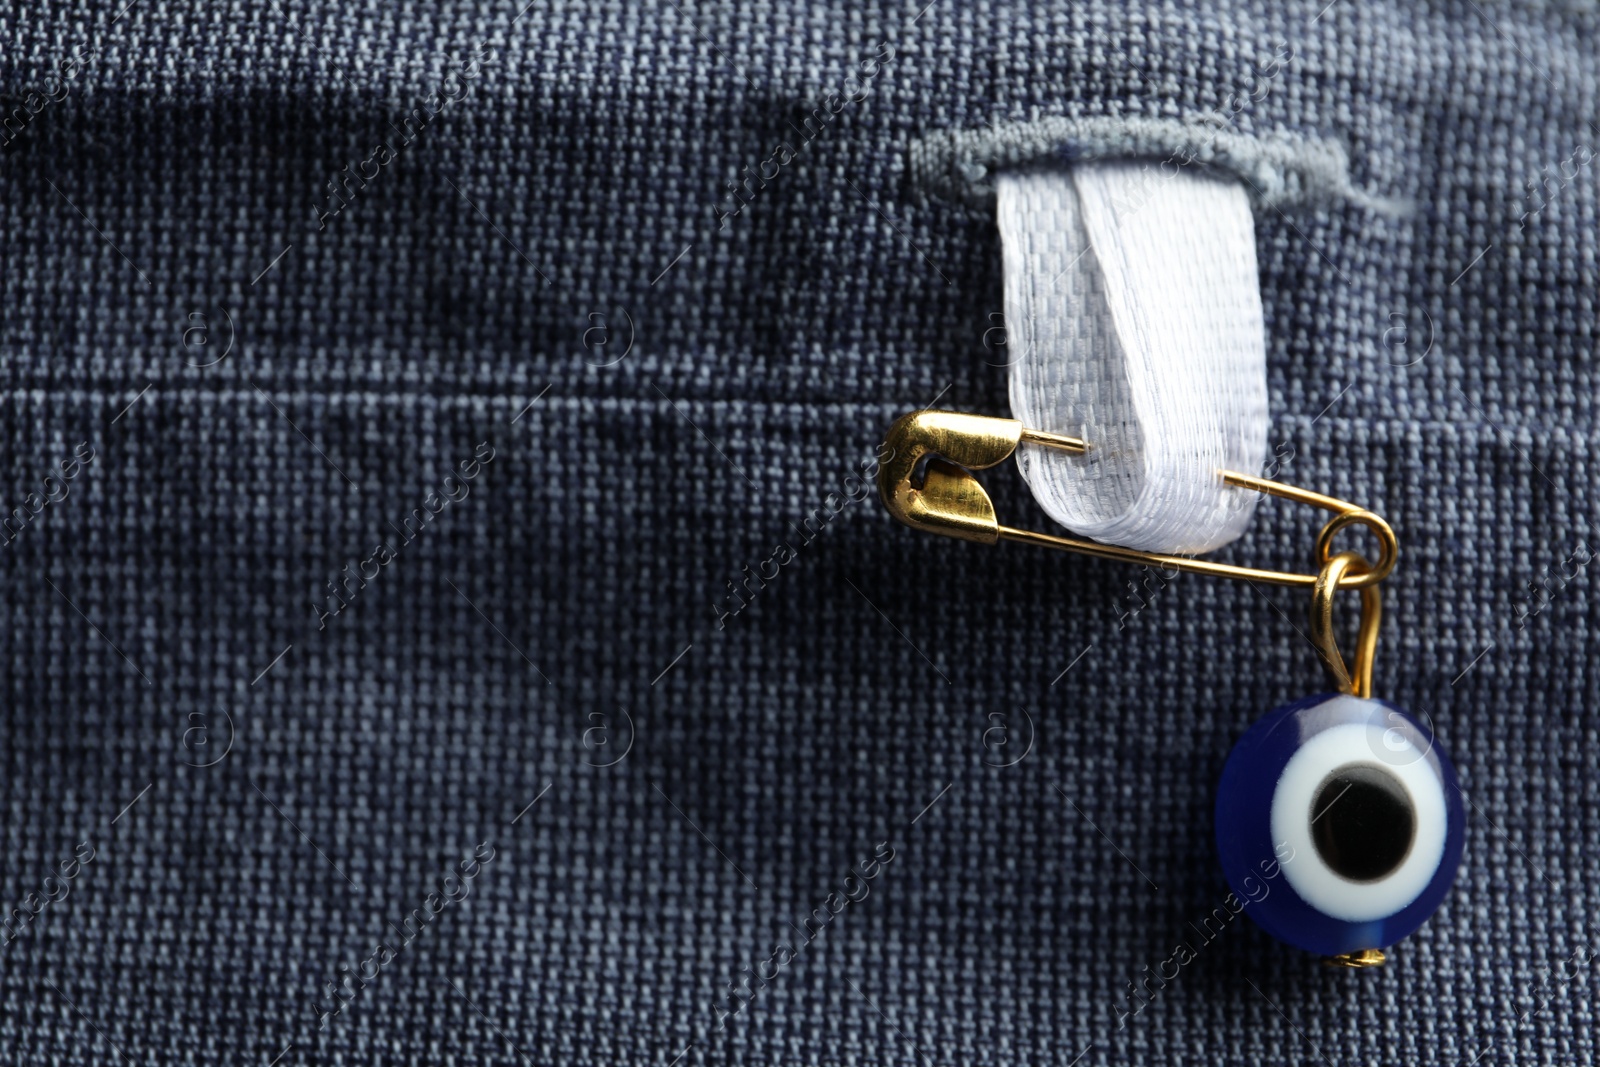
[1310,764,1416,882]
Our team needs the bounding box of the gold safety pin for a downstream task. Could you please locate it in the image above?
[877,410,1397,590]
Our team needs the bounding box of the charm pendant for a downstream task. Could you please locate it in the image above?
[1217,550,1463,965]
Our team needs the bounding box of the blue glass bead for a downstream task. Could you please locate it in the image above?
[1214,693,1463,958]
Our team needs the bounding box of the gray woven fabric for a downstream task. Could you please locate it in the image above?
[1,1,1596,1063]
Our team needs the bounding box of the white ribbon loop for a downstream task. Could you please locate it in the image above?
[997,163,1268,555]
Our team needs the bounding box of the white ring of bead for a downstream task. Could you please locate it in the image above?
[1270,721,1448,924]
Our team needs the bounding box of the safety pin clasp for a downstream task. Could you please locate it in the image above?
[878,409,1397,590]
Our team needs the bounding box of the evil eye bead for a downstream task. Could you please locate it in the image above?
[1214,693,1463,958]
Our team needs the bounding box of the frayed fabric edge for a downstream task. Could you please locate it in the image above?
[908,116,1410,215]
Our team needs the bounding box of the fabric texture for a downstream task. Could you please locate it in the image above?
[1,1,1597,1065]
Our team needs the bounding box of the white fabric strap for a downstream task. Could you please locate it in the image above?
[996,164,1269,555]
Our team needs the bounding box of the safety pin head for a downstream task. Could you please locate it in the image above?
[878,410,1087,544]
